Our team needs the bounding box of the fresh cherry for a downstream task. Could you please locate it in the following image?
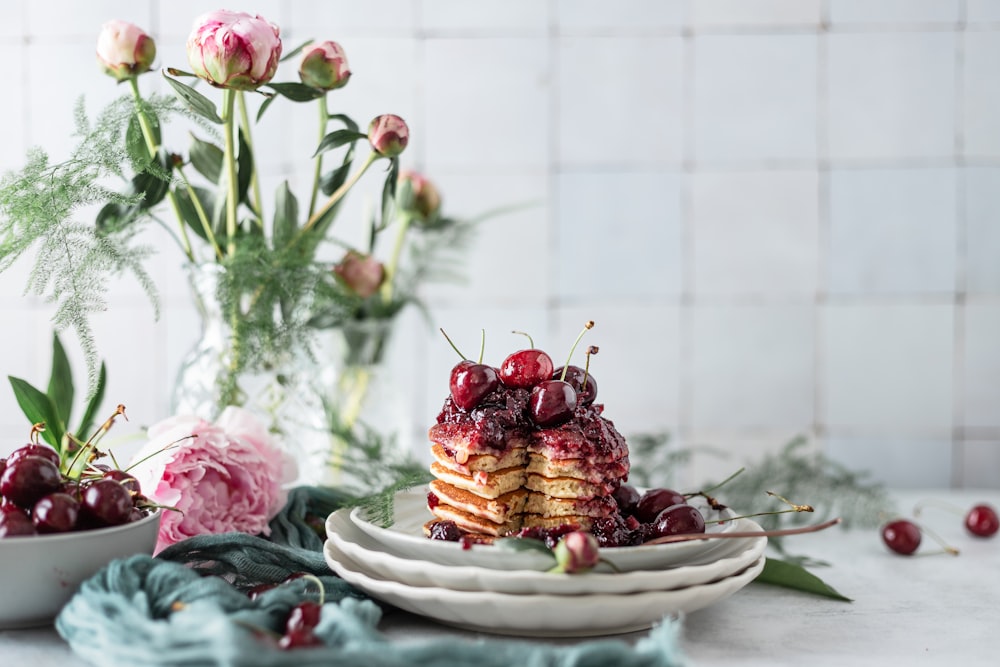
[965,504,999,538]
[286,601,322,633]
[102,469,141,496]
[278,627,324,650]
[7,443,60,469]
[612,483,640,515]
[0,506,36,537]
[0,455,63,508]
[81,478,134,527]
[32,492,80,533]
[529,380,577,427]
[553,365,597,404]
[634,488,687,524]
[449,360,499,411]
[881,519,921,555]
[498,349,554,388]
[649,504,706,540]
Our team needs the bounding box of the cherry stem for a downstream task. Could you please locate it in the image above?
[685,466,745,509]
[766,490,814,513]
[705,506,813,526]
[124,435,196,473]
[918,523,960,556]
[478,329,485,365]
[30,422,45,446]
[913,498,965,518]
[511,330,535,348]
[581,345,598,390]
[296,573,327,606]
[644,517,843,545]
[559,320,595,382]
[438,328,468,361]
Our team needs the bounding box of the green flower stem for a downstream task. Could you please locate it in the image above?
[298,150,379,239]
[308,95,329,219]
[236,91,264,222]
[128,77,195,262]
[175,168,224,261]
[222,89,239,257]
[380,211,412,304]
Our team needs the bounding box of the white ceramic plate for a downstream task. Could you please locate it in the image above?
[326,508,766,595]
[348,487,738,571]
[324,537,765,637]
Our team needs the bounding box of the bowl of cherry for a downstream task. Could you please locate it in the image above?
[0,440,161,628]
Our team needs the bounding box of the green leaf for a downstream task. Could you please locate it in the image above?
[46,333,74,429]
[163,73,222,124]
[493,537,555,558]
[76,362,106,441]
[174,186,218,243]
[314,129,367,157]
[327,113,360,134]
[8,376,65,452]
[380,157,400,226]
[279,40,312,63]
[190,135,224,183]
[256,94,277,123]
[754,557,853,602]
[130,154,172,210]
[272,181,299,251]
[267,81,324,102]
[237,129,254,207]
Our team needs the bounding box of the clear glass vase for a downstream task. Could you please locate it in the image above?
[170,264,409,488]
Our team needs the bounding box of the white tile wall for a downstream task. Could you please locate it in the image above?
[1,1,998,490]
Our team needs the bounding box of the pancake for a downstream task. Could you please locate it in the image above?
[525,452,628,484]
[520,513,593,531]
[431,443,529,476]
[429,462,526,499]
[428,479,528,524]
[427,501,523,536]
[524,492,618,518]
[524,473,618,500]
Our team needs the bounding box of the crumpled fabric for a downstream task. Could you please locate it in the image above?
[55,486,688,667]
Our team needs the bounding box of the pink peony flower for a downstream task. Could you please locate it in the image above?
[398,170,442,219]
[333,250,385,299]
[96,20,156,82]
[128,406,295,553]
[299,40,351,91]
[368,114,409,157]
[186,9,281,90]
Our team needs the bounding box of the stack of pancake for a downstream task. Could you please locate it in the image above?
[425,408,629,538]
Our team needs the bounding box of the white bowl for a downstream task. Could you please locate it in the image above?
[0,510,161,628]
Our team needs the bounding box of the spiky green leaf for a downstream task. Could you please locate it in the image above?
[755,557,853,602]
[314,129,367,157]
[163,73,222,124]
[8,376,65,451]
[267,81,324,102]
[46,333,74,429]
[75,362,106,440]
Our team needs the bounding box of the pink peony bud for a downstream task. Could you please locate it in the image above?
[368,114,409,158]
[551,531,601,574]
[334,250,385,299]
[299,40,351,91]
[186,10,282,90]
[399,170,442,219]
[96,20,156,82]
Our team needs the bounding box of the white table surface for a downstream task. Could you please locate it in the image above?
[2,489,998,666]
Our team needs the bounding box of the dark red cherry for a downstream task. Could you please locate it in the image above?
[529,380,577,427]
[81,478,134,527]
[649,504,706,540]
[882,519,921,555]
[612,484,640,515]
[0,506,36,537]
[499,349,554,388]
[32,492,80,533]
[965,504,999,538]
[0,456,63,508]
[553,365,597,404]
[449,361,499,410]
[278,627,324,650]
[0,457,6,478]
[103,469,142,496]
[7,444,60,469]
[634,488,687,524]
[286,601,322,633]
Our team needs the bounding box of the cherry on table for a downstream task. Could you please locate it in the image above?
[965,504,999,538]
[449,361,499,411]
[634,488,687,524]
[81,478,134,527]
[529,380,577,427]
[881,519,921,555]
[499,349,554,388]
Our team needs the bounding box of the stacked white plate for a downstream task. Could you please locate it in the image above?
[323,487,766,637]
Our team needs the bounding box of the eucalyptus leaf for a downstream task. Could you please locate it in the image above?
[267,81,324,102]
[76,362,106,440]
[8,376,65,451]
[754,557,852,602]
[189,135,224,183]
[314,129,367,157]
[46,333,74,429]
[163,73,222,124]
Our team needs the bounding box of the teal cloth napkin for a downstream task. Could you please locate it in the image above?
[55,487,688,666]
